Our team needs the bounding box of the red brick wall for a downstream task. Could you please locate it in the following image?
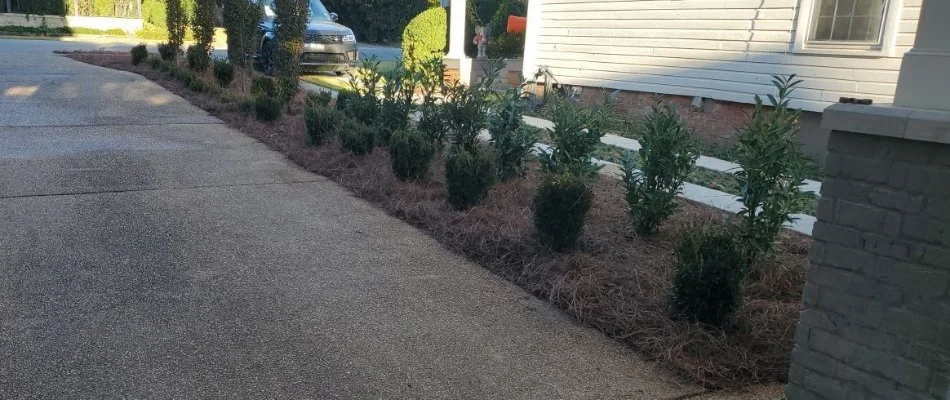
[572,87,752,144]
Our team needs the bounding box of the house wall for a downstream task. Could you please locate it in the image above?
[523,0,922,162]
[529,0,921,113]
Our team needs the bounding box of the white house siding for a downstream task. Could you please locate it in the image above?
[529,0,921,113]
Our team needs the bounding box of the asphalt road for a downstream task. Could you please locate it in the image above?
[0,38,695,399]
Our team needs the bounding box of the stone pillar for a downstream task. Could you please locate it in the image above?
[893,0,950,111]
[787,1,950,399]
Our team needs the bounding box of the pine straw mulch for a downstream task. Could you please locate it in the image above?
[67,51,812,390]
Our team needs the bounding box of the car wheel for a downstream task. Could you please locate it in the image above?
[261,40,275,76]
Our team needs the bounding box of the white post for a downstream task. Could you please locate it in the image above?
[446,0,467,59]
[521,0,541,79]
[893,0,950,111]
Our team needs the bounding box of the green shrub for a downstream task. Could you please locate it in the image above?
[735,75,809,267]
[222,0,263,69]
[237,97,255,115]
[188,77,207,92]
[486,32,525,59]
[251,76,279,98]
[304,106,344,146]
[415,56,447,146]
[191,0,216,58]
[342,58,384,125]
[334,90,358,112]
[539,95,613,179]
[186,45,210,72]
[165,0,187,52]
[445,146,495,210]
[158,42,177,61]
[254,96,282,122]
[402,7,447,69]
[671,226,748,327]
[148,56,162,70]
[623,102,698,235]
[213,59,235,87]
[273,0,308,102]
[532,173,592,251]
[442,62,502,152]
[338,119,377,155]
[489,88,538,180]
[130,44,148,66]
[376,65,415,145]
[389,128,435,181]
[322,0,428,43]
[306,91,333,108]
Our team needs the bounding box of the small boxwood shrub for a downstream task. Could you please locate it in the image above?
[334,90,358,112]
[213,59,234,87]
[254,96,282,122]
[305,106,344,146]
[188,77,207,92]
[158,42,177,61]
[306,91,333,108]
[148,56,162,70]
[401,7,446,69]
[671,226,748,327]
[445,146,495,210]
[532,173,592,251]
[130,44,148,65]
[389,128,435,181]
[251,76,280,98]
[186,45,210,72]
[338,119,376,155]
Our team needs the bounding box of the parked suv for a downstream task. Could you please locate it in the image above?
[254,0,358,75]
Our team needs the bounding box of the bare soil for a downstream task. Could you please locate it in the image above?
[67,52,811,390]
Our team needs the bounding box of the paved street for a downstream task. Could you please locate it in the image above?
[0,38,694,398]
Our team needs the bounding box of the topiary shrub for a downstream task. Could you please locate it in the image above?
[130,44,148,65]
[402,7,446,69]
[254,96,282,122]
[306,91,333,108]
[445,146,495,210]
[623,101,698,235]
[212,59,234,87]
[389,127,435,181]
[671,226,748,327]
[158,42,177,61]
[338,119,376,155]
[305,106,344,146]
[532,173,592,251]
[186,45,210,72]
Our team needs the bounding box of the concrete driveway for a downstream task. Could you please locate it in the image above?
[0,39,696,399]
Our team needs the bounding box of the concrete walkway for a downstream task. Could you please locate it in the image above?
[0,40,699,398]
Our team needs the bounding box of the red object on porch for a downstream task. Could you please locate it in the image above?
[507,16,527,33]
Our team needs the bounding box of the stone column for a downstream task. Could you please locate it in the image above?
[786,0,950,399]
[893,0,950,111]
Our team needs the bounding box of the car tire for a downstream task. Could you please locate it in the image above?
[261,40,275,76]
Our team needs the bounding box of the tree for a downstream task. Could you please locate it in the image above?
[165,0,187,53]
[273,0,309,101]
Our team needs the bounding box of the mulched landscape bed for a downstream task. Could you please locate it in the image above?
[67,51,811,390]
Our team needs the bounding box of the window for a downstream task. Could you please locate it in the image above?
[794,0,901,56]
[810,0,887,43]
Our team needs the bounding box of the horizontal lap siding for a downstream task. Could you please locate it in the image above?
[535,0,921,112]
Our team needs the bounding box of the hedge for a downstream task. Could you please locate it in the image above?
[320,0,430,43]
[402,7,446,67]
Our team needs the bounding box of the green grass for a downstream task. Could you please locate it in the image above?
[299,74,352,92]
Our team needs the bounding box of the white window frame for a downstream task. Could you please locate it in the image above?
[793,0,903,57]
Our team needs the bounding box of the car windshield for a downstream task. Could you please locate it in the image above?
[308,0,332,22]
